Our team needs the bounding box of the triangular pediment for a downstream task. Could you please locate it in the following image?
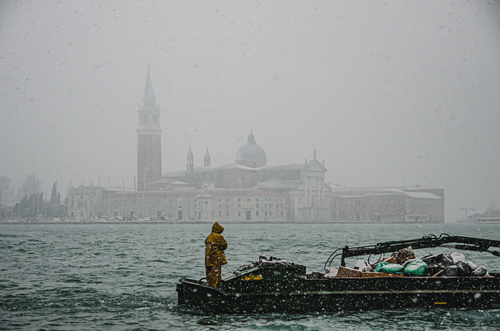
[305,159,327,172]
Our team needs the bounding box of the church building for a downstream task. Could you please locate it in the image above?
[65,67,444,223]
[162,131,332,222]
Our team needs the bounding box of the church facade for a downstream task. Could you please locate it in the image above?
[65,68,444,223]
[161,130,332,222]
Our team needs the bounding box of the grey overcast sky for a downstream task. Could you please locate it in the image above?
[1,0,499,221]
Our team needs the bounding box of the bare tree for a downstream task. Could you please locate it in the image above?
[0,176,11,206]
[17,174,43,200]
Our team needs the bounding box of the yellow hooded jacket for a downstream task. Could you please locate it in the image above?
[205,222,227,267]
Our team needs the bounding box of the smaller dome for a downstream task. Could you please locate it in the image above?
[235,131,267,168]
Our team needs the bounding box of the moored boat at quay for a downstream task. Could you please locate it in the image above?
[177,234,500,313]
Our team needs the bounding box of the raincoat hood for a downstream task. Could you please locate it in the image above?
[205,222,227,267]
[212,222,224,234]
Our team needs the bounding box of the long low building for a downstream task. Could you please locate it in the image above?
[330,186,444,223]
[65,184,444,223]
[66,184,289,222]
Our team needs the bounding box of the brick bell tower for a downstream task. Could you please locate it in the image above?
[137,65,162,191]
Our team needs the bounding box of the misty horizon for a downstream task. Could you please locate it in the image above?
[1,1,500,221]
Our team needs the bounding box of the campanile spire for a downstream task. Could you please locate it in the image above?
[136,65,162,191]
[143,64,156,107]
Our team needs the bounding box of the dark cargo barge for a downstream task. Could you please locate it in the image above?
[177,234,500,312]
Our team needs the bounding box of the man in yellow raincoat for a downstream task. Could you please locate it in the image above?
[205,222,227,287]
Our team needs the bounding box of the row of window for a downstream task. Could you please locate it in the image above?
[70,200,93,207]
[217,210,284,217]
[334,200,440,209]
[223,197,283,202]
[111,199,284,208]
[73,196,287,214]
[111,200,187,208]
[70,194,100,199]
[111,197,273,205]
[108,208,286,221]
[216,203,284,209]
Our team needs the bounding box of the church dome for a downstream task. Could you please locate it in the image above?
[235,131,267,168]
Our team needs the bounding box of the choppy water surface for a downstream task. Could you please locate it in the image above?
[1,223,500,330]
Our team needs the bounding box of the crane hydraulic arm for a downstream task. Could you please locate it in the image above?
[339,234,500,267]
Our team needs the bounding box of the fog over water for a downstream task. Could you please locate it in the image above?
[1,1,499,221]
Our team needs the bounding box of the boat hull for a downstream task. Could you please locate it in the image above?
[177,276,500,313]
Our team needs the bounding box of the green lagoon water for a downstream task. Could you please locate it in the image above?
[1,222,500,330]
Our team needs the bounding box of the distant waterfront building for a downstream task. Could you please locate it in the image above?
[64,68,444,223]
[330,186,444,223]
[468,208,500,223]
[66,185,104,218]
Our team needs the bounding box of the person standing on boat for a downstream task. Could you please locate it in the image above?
[205,222,227,287]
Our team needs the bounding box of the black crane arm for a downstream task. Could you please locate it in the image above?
[338,234,500,267]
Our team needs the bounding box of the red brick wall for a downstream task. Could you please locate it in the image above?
[137,134,162,191]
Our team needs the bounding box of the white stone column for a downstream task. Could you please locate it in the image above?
[317,177,321,207]
[304,177,308,207]
[294,194,299,219]
[306,180,311,220]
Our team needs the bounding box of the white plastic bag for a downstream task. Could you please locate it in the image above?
[450,252,466,264]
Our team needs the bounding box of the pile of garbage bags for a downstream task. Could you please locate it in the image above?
[367,246,489,277]
[330,246,490,278]
[421,252,488,277]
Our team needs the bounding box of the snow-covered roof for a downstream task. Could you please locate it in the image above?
[162,170,188,177]
[255,181,301,190]
[335,192,404,199]
[403,192,442,199]
[216,163,261,171]
[334,191,442,200]
[207,188,281,196]
[332,185,439,192]
[148,178,189,186]
[261,164,304,171]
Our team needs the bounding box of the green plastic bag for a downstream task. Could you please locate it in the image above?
[374,262,390,272]
[379,263,404,274]
[375,262,404,274]
[404,260,428,276]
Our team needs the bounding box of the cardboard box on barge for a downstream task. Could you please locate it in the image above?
[336,266,362,278]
